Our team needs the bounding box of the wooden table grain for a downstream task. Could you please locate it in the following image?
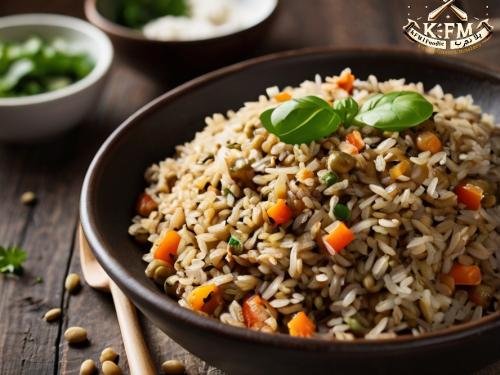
[0,1,498,374]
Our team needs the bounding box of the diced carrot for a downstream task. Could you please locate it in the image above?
[297,168,313,180]
[275,92,292,102]
[323,221,355,254]
[242,294,275,330]
[346,130,365,152]
[416,131,442,154]
[136,193,157,217]
[455,183,483,210]
[287,311,315,337]
[154,230,181,265]
[390,160,411,180]
[448,263,482,286]
[335,71,355,93]
[267,199,293,225]
[243,295,265,328]
[188,284,223,314]
[292,198,306,215]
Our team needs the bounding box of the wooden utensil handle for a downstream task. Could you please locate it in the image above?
[110,280,156,375]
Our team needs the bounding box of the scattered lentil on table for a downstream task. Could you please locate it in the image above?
[64,326,88,345]
[79,359,97,375]
[101,360,122,375]
[65,272,81,294]
[19,191,37,205]
[100,346,119,364]
[43,307,61,322]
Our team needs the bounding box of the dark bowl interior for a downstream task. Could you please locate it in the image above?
[81,48,500,375]
[84,0,279,82]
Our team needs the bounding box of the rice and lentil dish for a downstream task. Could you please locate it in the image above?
[129,69,500,340]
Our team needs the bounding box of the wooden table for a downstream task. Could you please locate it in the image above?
[0,1,498,374]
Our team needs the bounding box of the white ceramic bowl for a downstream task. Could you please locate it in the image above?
[0,14,113,142]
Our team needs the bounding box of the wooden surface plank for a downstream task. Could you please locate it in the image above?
[0,138,81,374]
[0,0,499,374]
[58,232,219,374]
[0,61,160,374]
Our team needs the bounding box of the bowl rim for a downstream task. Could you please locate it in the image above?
[0,13,113,107]
[81,46,500,353]
[84,0,279,45]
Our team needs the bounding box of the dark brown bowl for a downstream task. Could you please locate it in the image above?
[84,0,279,82]
[81,47,500,375]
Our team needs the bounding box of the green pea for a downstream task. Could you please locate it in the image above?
[333,203,350,221]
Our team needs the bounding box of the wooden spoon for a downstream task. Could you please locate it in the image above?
[78,226,156,375]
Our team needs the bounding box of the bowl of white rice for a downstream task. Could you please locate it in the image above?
[81,48,500,375]
[84,0,279,79]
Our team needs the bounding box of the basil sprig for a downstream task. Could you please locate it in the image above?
[259,91,433,145]
[260,96,341,145]
[333,97,358,125]
[353,91,434,131]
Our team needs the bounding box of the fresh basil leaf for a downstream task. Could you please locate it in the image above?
[354,91,433,131]
[270,95,331,132]
[333,97,359,125]
[260,96,341,145]
[358,93,383,112]
[260,91,432,144]
[260,108,274,130]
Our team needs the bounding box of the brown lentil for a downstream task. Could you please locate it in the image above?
[43,308,62,322]
[79,359,97,375]
[327,151,356,173]
[102,361,122,375]
[438,274,455,296]
[100,347,119,364]
[20,191,37,205]
[64,326,88,344]
[65,273,81,294]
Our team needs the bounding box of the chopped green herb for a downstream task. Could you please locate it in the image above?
[228,235,242,253]
[34,276,44,284]
[223,187,234,197]
[199,153,214,164]
[333,203,351,221]
[321,172,338,187]
[0,36,94,98]
[226,142,241,150]
[0,246,27,275]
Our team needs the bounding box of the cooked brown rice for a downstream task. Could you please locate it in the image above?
[129,69,500,340]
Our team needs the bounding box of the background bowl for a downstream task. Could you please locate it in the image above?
[0,14,113,143]
[81,48,500,375]
[84,0,278,82]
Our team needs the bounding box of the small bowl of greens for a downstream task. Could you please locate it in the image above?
[84,0,278,79]
[0,14,113,142]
